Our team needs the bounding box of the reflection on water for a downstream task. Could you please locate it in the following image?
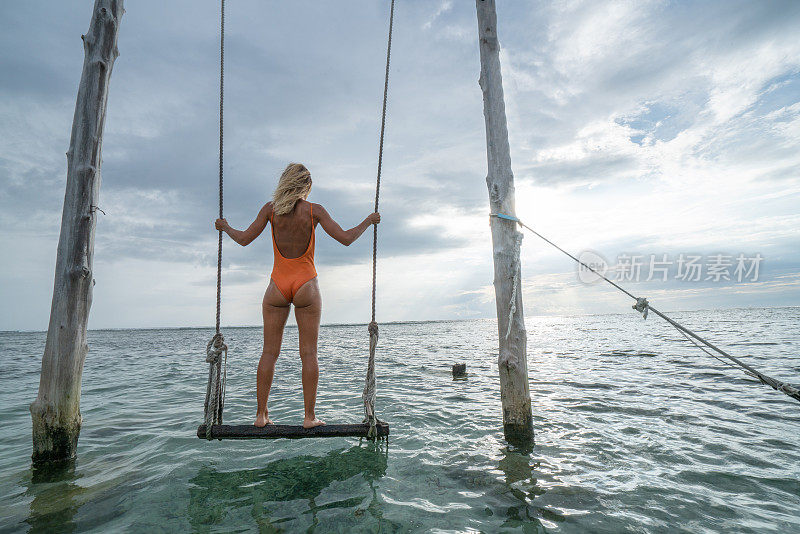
[188,444,391,532]
[497,448,550,531]
[25,463,82,534]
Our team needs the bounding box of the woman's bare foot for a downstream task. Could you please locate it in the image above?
[302,417,325,429]
[254,413,273,428]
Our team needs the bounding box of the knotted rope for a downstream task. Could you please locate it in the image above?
[632,297,649,320]
[204,333,227,439]
[363,321,380,438]
[491,213,800,404]
[363,0,395,439]
[204,0,227,439]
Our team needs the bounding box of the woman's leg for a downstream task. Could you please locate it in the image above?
[292,278,324,428]
[257,280,291,427]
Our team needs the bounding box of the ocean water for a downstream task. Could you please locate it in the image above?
[1,307,799,533]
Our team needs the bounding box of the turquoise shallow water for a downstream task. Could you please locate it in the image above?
[1,307,799,533]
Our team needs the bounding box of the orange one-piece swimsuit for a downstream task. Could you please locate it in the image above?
[269,205,317,302]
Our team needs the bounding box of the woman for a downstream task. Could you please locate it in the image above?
[215,163,380,428]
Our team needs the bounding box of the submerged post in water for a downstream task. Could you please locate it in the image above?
[30,0,124,466]
[475,0,533,444]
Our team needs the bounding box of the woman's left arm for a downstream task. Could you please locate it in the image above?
[215,202,272,246]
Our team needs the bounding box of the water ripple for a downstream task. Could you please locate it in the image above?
[1,308,799,532]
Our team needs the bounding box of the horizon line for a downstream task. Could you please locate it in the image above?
[2,304,797,334]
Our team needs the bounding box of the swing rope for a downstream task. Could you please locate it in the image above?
[216,0,225,337]
[363,0,395,440]
[204,0,227,439]
[491,213,800,404]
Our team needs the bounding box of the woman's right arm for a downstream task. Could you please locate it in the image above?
[315,204,380,246]
[215,203,272,246]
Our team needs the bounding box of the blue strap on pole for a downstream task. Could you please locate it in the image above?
[491,212,520,223]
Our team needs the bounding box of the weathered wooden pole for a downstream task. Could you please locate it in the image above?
[475,0,533,444]
[30,0,124,466]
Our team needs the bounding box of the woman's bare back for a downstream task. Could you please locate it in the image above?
[270,200,315,259]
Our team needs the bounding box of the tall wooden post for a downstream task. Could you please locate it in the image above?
[30,0,124,466]
[476,0,533,444]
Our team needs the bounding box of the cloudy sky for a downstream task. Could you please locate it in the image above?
[1,0,799,331]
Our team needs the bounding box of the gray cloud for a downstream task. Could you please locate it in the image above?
[1,0,799,329]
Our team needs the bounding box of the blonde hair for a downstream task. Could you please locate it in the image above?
[272,163,312,215]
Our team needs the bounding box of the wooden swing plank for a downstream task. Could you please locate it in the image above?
[197,422,390,440]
